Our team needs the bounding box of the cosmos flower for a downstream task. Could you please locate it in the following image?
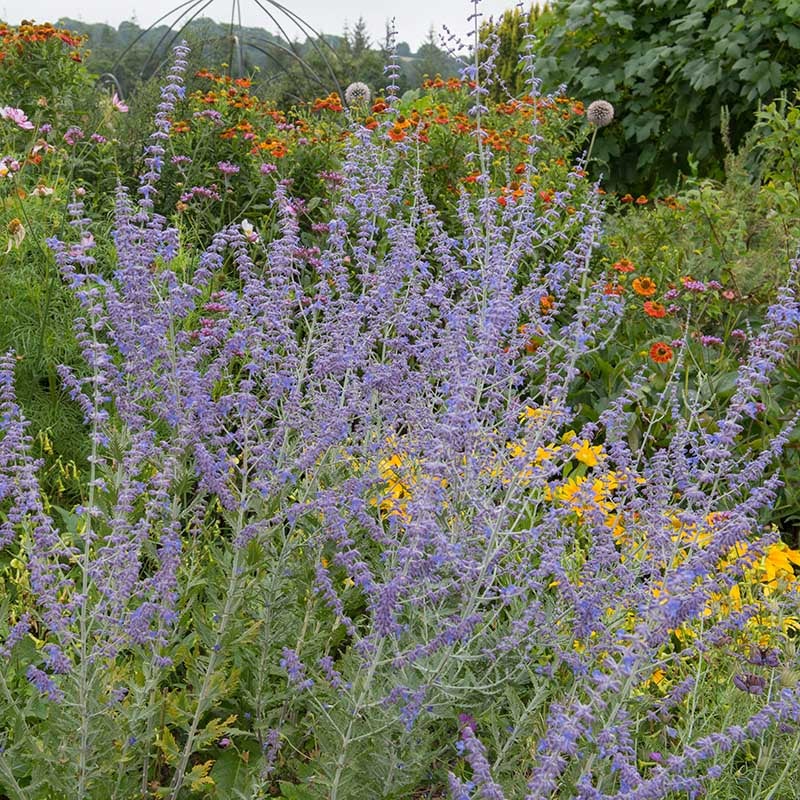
[112,92,129,112]
[0,106,34,130]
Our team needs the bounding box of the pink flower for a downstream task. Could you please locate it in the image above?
[112,93,129,113]
[1,106,34,130]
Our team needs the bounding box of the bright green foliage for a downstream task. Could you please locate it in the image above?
[531,0,800,192]
[754,89,800,218]
[478,5,553,101]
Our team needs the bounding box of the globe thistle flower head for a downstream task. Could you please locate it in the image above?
[586,99,614,127]
[345,81,371,108]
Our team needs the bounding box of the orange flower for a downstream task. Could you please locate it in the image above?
[643,301,666,318]
[540,294,555,314]
[632,276,657,297]
[620,193,634,203]
[387,124,406,142]
[603,282,624,296]
[612,259,635,273]
[649,342,673,363]
[635,195,648,205]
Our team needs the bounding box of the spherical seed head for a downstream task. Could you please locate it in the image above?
[587,100,614,127]
[345,81,371,107]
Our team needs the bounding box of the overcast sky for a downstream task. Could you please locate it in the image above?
[2,0,529,51]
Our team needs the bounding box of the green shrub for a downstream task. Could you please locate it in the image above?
[529,0,800,193]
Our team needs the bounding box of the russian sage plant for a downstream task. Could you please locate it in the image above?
[1,34,800,800]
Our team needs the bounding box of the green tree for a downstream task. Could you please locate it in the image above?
[528,0,800,192]
[405,27,458,88]
[479,3,553,100]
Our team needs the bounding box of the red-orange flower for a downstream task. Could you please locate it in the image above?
[620,193,634,203]
[632,276,657,297]
[643,301,666,318]
[612,259,635,273]
[649,342,673,363]
[603,282,624,296]
[635,195,649,205]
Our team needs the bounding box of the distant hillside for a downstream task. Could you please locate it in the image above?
[58,16,460,103]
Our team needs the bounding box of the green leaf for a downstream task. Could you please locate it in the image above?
[278,782,319,800]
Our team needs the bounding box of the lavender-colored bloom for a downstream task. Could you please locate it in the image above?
[26,665,63,702]
[460,727,506,799]
[733,673,767,695]
[63,126,85,145]
[0,614,31,658]
[217,160,240,176]
[42,643,71,674]
[280,647,313,690]
[747,645,780,668]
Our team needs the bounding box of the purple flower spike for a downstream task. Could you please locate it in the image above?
[733,673,768,695]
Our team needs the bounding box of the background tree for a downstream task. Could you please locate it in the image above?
[478,3,553,101]
[404,27,458,88]
[524,0,800,192]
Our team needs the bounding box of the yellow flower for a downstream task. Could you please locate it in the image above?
[554,475,585,504]
[572,439,604,467]
[648,668,666,688]
[761,542,800,587]
[534,446,557,464]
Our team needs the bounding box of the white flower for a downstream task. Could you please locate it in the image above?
[241,219,259,243]
[345,82,371,108]
[586,100,615,127]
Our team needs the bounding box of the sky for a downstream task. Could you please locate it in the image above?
[2,0,529,51]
